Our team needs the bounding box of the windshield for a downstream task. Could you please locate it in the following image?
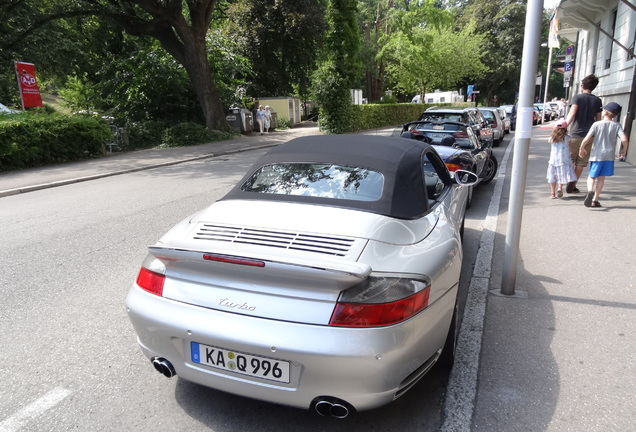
[241,163,384,202]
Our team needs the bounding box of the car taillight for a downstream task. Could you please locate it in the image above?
[454,131,468,139]
[136,268,165,296]
[203,254,265,267]
[445,163,462,172]
[490,123,497,128]
[135,255,166,296]
[329,276,431,327]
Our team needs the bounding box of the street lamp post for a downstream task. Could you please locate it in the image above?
[541,43,553,123]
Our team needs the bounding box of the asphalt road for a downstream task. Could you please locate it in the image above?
[0,135,510,431]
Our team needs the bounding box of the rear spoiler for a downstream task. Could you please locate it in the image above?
[148,245,372,282]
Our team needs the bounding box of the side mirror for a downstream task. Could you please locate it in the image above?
[454,169,479,186]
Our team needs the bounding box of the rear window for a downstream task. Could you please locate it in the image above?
[423,113,464,122]
[480,110,494,119]
[241,163,384,202]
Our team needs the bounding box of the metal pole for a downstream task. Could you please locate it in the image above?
[542,46,553,122]
[501,0,544,295]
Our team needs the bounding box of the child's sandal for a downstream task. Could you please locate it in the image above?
[550,194,557,199]
[591,201,602,208]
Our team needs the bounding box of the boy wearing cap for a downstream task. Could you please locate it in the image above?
[578,102,629,208]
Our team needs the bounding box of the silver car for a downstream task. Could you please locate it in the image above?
[496,107,511,134]
[126,135,477,417]
[478,107,505,146]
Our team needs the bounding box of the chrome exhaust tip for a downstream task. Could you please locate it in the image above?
[311,396,355,418]
[151,357,176,378]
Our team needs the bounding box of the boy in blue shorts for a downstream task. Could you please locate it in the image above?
[578,102,629,208]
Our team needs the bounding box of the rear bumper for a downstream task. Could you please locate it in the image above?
[125,285,456,412]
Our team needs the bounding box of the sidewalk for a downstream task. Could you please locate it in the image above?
[0,123,322,197]
[472,125,636,431]
[1,123,634,431]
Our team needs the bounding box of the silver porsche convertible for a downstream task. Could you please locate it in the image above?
[126,134,477,417]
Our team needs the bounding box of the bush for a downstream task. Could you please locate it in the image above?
[276,118,291,130]
[0,113,110,171]
[127,120,167,150]
[162,122,237,147]
[312,62,354,134]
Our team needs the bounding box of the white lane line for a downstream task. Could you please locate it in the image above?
[0,387,71,432]
[440,142,514,432]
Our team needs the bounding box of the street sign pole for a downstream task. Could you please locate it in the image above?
[542,46,553,122]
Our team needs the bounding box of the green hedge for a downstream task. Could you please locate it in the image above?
[0,114,111,171]
[347,102,475,133]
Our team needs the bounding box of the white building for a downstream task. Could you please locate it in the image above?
[411,90,465,104]
[555,0,635,164]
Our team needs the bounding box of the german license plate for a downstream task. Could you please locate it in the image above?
[426,132,447,139]
[191,342,290,383]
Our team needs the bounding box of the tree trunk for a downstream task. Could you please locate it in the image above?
[179,40,228,130]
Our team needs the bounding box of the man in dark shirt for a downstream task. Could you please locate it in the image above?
[565,74,603,193]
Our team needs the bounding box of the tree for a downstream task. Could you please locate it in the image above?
[380,20,489,99]
[374,1,488,100]
[95,0,228,130]
[313,0,362,133]
[1,0,231,130]
[358,0,458,102]
[223,0,327,102]
[455,0,529,104]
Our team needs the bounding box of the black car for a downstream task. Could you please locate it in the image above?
[397,120,498,186]
[420,107,494,148]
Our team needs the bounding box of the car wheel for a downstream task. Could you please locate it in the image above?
[438,302,459,368]
[480,154,498,184]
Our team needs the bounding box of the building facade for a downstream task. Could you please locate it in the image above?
[556,0,635,164]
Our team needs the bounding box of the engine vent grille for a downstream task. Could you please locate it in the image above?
[193,224,355,256]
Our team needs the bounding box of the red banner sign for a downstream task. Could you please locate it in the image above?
[14,61,43,109]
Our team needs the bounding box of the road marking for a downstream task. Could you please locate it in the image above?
[0,387,71,432]
[440,142,514,432]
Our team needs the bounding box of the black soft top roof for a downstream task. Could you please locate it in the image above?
[221,134,436,219]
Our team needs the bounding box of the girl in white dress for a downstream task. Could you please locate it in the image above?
[547,120,577,198]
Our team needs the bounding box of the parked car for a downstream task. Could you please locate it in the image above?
[478,107,505,146]
[126,134,478,417]
[397,120,498,186]
[500,105,517,131]
[494,107,510,134]
[530,106,541,125]
[533,103,553,122]
[547,102,561,119]
[420,107,494,148]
